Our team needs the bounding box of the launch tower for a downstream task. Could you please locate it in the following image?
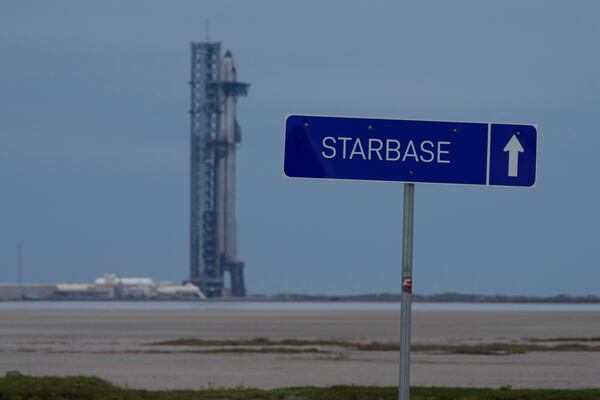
[189,42,248,297]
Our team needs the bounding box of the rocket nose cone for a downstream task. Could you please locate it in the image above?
[224,50,233,58]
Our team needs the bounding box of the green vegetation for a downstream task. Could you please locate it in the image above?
[150,337,399,353]
[152,338,346,347]
[412,343,527,355]
[189,347,326,354]
[266,292,600,303]
[527,336,600,342]
[151,337,600,355]
[42,348,327,356]
[2,376,600,400]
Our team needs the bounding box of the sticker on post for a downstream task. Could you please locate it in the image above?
[402,277,412,294]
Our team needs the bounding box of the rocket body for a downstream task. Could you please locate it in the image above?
[216,52,239,265]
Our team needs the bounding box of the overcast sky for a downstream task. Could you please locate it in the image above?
[1,1,599,295]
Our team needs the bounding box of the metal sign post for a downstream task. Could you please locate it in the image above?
[399,183,414,400]
[283,113,538,400]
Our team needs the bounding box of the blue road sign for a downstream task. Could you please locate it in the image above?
[284,115,537,187]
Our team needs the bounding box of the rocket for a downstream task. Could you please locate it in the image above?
[189,43,248,297]
[215,50,241,267]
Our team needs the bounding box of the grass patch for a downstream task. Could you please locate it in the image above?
[191,346,326,354]
[25,348,328,356]
[152,338,344,347]
[2,376,600,400]
[151,337,600,355]
[531,343,600,352]
[412,343,527,355]
[152,338,407,352]
[527,336,600,342]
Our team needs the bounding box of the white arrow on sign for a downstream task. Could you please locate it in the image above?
[503,135,525,177]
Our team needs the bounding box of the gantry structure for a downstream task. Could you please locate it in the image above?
[189,42,248,297]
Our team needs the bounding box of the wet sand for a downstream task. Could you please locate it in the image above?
[1,308,599,389]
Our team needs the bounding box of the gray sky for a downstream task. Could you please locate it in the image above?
[1,1,598,295]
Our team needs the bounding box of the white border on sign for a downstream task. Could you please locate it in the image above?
[282,113,539,189]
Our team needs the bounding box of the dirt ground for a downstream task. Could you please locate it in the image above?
[1,308,599,389]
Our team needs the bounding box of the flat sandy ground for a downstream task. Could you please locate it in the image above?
[1,308,599,389]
